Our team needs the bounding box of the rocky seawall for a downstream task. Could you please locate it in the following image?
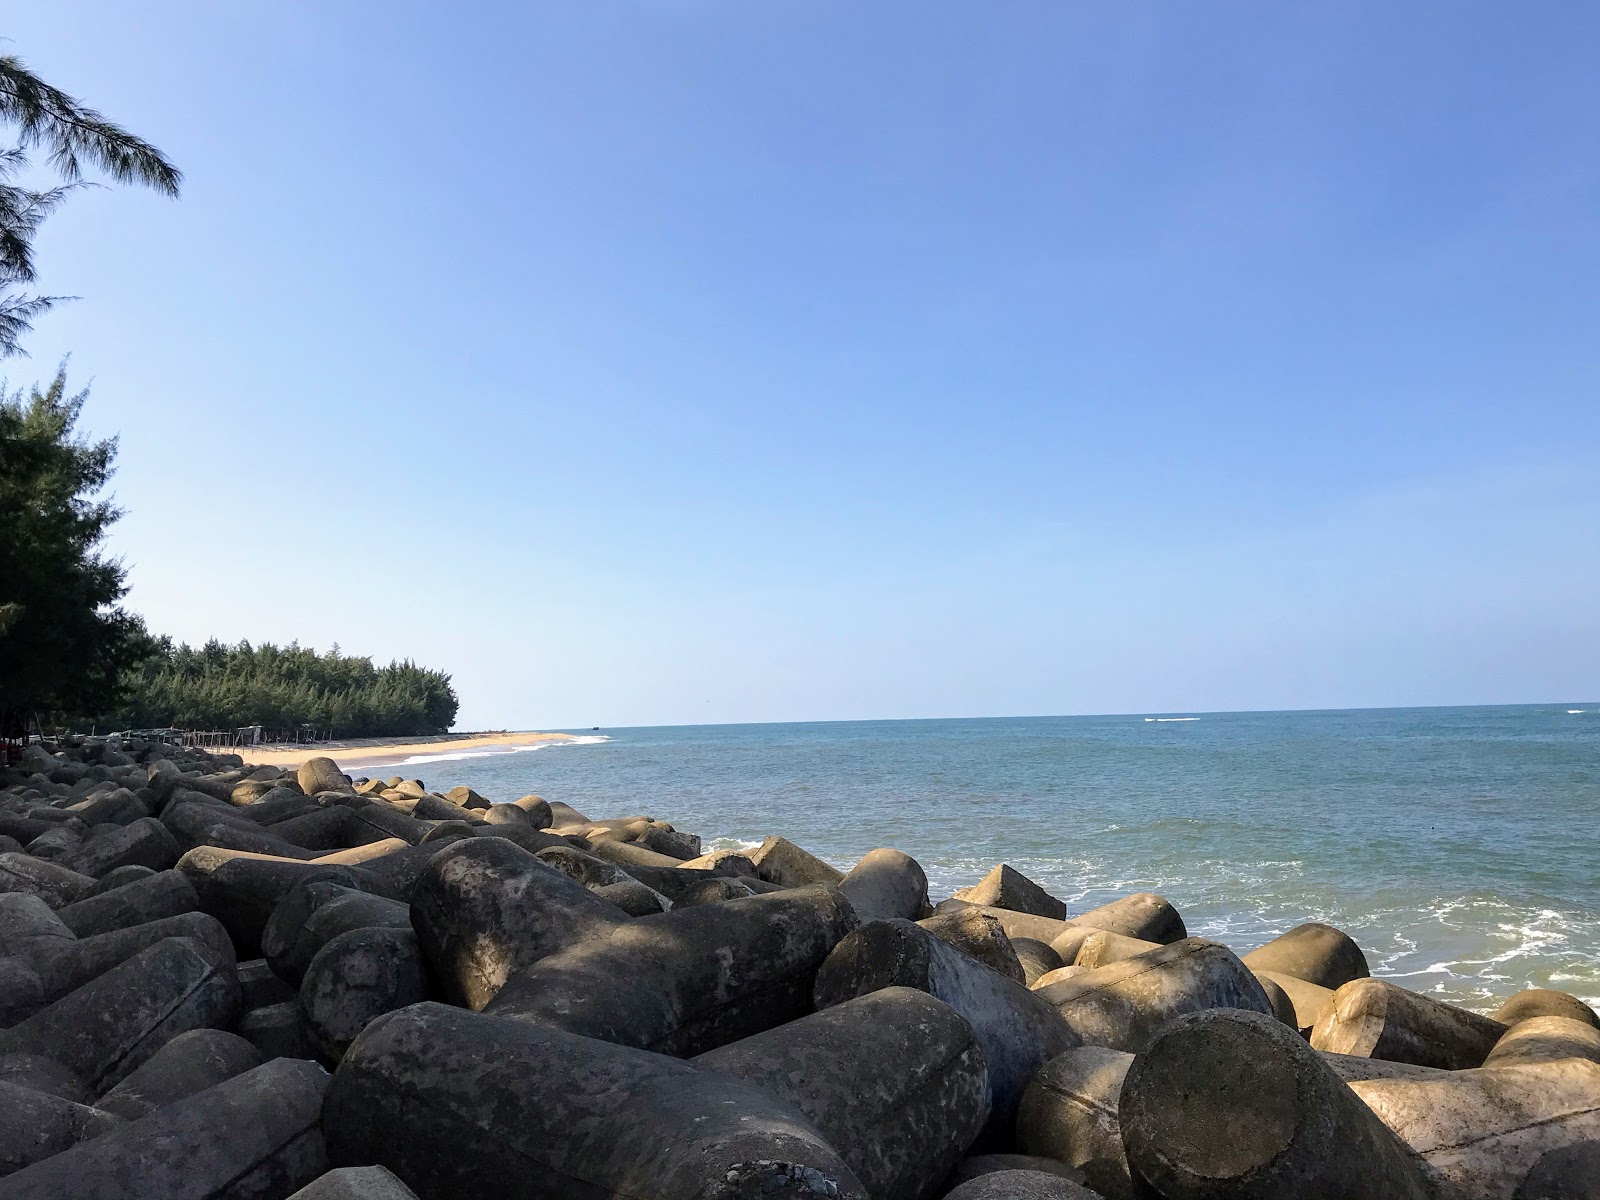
[0,736,1595,1199]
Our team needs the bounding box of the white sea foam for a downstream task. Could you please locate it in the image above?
[385,735,610,767]
[1144,717,1201,722]
[1570,710,1586,714]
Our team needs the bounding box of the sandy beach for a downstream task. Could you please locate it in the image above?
[227,730,577,772]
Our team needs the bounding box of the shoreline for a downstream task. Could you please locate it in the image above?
[225,730,578,771]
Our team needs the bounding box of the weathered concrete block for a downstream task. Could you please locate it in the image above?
[696,987,989,1200]
[749,835,845,888]
[62,817,181,878]
[943,1170,1102,1199]
[262,883,410,986]
[410,837,628,1010]
[946,1155,1088,1189]
[938,900,1077,946]
[1485,1015,1600,1068]
[1492,988,1600,1030]
[298,757,351,796]
[301,926,432,1062]
[0,853,94,908]
[487,885,859,1055]
[322,1001,868,1200]
[1035,937,1273,1053]
[1241,921,1370,990]
[814,917,1078,1139]
[266,807,361,852]
[0,1052,89,1102]
[1016,1045,1135,1200]
[592,877,671,914]
[93,1027,261,1120]
[1254,972,1300,1029]
[445,785,492,811]
[838,849,930,922]
[1515,1142,1600,1200]
[919,908,1027,984]
[1066,893,1187,946]
[0,935,239,1093]
[238,957,296,1009]
[1253,969,1333,1035]
[1120,1009,1431,1200]
[288,1166,420,1199]
[511,795,553,827]
[1351,1058,1600,1200]
[0,1056,329,1199]
[238,1000,317,1060]
[1010,938,1065,987]
[25,910,234,1005]
[176,846,391,959]
[0,894,74,959]
[1073,930,1161,969]
[56,868,199,936]
[953,864,1067,921]
[1310,978,1506,1069]
[79,863,156,897]
[0,1079,120,1178]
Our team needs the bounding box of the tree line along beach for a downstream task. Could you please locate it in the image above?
[0,727,1595,1198]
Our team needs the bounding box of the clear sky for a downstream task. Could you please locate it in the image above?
[7,4,1598,729]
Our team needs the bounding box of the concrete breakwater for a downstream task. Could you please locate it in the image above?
[0,738,1595,1199]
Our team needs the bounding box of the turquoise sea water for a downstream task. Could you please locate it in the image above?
[377,705,1600,1011]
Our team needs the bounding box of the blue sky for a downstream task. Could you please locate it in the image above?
[8,3,1598,728]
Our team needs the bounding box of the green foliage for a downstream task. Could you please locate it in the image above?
[105,639,460,739]
[0,53,181,358]
[0,365,148,725]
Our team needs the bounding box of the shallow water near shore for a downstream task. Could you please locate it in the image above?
[412,705,1600,1012]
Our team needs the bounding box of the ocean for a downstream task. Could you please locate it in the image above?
[378,704,1600,1012]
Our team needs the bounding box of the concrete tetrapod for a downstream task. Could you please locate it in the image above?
[176,847,393,959]
[1492,989,1600,1030]
[943,1171,1102,1200]
[1011,938,1065,987]
[92,1027,261,1120]
[952,865,1068,921]
[54,868,199,936]
[0,1057,329,1199]
[1252,969,1333,1035]
[1064,893,1187,946]
[0,934,239,1093]
[1240,921,1370,990]
[1072,931,1161,969]
[1015,1045,1136,1200]
[695,987,989,1200]
[322,1001,869,1200]
[0,853,94,908]
[0,1080,120,1178]
[937,900,1076,946]
[0,894,73,958]
[409,837,628,1010]
[1310,978,1507,1068]
[1351,1058,1600,1200]
[262,883,411,985]
[485,884,858,1055]
[1034,937,1274,1053]
[946,1155,1088,1188]
[23,910,235,1005]
[1484,1015,1600,1068]
[1515,1143,1600,1200]
[839,848,931,922]
[288,1166,420,1199]
[300,926,432,1062]
[748,836,845,887]
[813,917,1079,1140]
[1119,1008,1432,1200]
[1254,973,1300,1029]
[919,908,1028,983]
